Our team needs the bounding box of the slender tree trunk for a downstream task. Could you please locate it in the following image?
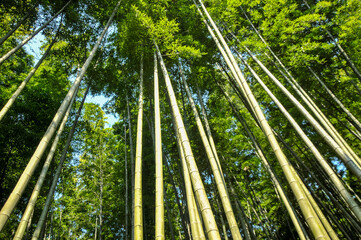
[154,52,165,240]
[154,40,221,239]
[126,94,135,240]
[134,55,144,240]
[180,63,241,239]
[32,85,89,240]
[0,0,71,65]
[166,89,204,240]
[0,0,121,230]
[233,9,361,167]
[0,4,36,46]
[242,46,361,179]
[239,56,361,222]
[194,1,328,238]
[124,122,129,240]
[0,22,61,122]
[13,87,78,240]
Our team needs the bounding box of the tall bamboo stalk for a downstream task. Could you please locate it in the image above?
[154,41,221,239]
[166,92,204,240]
[124,122,129,240]
[32,86,89,240]
[0,0,121,231]
[154,52,164,240]
[134,54,144,240]
[235,9,361,166]
[239,57,361,222]
[13,87,78,240]
[0,0,71,65]
[194,1,329,238]
[180,63,242,239]
[242,47,361,180]
[218,82,309,240]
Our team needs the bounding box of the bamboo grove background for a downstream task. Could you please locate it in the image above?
[0,0,361,239]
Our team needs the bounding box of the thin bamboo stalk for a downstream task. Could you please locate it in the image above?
[134,55,144,240]
[239,57,361,222]
[180,64,242,240]
[13,87,77,240]
[31,86,89,240]
[0,0,121,231]
[194,0,328,238]
[155,52,165,240]
[154,41,221,239]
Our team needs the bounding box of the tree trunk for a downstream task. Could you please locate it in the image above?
[180,63,241,239]
[134,54,144,240]
[0,0,121,230]
[154,52,165,240]
[194,1,328,238]
[13,86,78,240]
[154,40,221,239]
[31,85,89,240]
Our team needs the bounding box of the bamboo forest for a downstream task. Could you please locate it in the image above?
[1,0,361,239]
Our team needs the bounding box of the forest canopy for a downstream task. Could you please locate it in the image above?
[0,0,361,239]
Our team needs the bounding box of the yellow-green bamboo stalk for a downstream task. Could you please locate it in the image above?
[134,54,144,240]
[241,58,361,222]
[290,166,338,240]
[244,47,361,180]
[194,1,328,238]
[220,85,308,240]
[178,133,201,240]
[13,88,77,240]
[180,64,241,240]
[0,0,121,233]
[154,52,164,240]
[196,86,224,178]
[154,40,221,239]
[32,86,89,240]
